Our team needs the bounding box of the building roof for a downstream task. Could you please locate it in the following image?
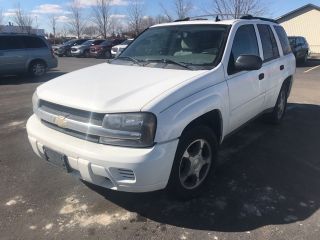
[277,3,320,21]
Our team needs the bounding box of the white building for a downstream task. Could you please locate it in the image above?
[0,25,45,36]
[277,4,320,54]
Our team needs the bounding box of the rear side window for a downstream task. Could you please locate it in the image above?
[228,24,260,75]
[258,24,280,62]
[24,36,47,48]
[0,36,24,50]
[274,26,292,55]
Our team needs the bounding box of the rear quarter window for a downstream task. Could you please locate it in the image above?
[24,36,47,48]
[274,26,292,55]
[258,24,279,62]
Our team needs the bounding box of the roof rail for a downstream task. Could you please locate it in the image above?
[174,17,190,22]
[240,15,278,23]
[173,14,278,23]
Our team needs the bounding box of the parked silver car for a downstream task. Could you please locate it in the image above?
[0,34,58,77]
[70,39,105,57]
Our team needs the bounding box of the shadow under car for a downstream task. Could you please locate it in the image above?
[84,103,320,232]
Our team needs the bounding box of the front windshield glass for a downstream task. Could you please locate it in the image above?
[288,38,295,45]
[101,40,112,46]
[64,40,76,46]
[82,40,94,46]
[115,25,228,70]
[122,39,133,45]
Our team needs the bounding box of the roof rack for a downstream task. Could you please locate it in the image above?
[173,14,278,23]
[240,15,278,23]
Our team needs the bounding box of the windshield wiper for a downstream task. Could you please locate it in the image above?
[145,59,193,70]
[113,56,143,66]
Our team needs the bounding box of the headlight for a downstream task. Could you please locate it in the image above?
[32,91,39,112]
[100,113,157,148]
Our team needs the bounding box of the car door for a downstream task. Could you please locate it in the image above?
[257,24,283,110]
[226,24,266,132]
[0,36,27,74]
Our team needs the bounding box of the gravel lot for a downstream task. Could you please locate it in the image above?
[0,57,320,240]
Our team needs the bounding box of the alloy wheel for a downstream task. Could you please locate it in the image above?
[179,139,212,190]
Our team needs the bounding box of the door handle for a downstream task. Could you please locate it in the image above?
[280,65,285,70]
[259,73,265,80]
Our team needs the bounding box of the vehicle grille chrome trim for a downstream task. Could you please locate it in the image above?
[35,107,141,141]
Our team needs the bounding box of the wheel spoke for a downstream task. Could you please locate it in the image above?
[183,151,190,159]
[180,164,195,183]
[179,138,213,190]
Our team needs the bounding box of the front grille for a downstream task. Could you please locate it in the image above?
[39,100,105,126]
[42,120,100,143]
[38,100,106,143]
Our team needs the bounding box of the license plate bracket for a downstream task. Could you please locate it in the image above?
[43,147,71,173]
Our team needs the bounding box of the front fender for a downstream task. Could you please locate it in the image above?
[154,81,229,143]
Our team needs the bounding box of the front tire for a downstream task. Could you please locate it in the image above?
[167,126,218,200]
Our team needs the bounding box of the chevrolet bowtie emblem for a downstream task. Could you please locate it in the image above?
[54,116,68,128]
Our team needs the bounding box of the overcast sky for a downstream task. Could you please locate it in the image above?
[1,0,320,32]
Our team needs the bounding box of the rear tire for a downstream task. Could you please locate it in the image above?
[29,61,47,78]
[166,126,218,200]
[302,53,308,64]
[267,85,288,124]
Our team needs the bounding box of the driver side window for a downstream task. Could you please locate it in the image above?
[228,25,260,75]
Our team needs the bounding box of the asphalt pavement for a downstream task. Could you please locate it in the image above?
[0,57,320,240]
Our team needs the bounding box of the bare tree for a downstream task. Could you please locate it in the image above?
[208,0,266,19]
[69,0,86,38]
[92,0,112,39]
[127,0,144,37]
[58,26,69,38]
[49,15,57,44]
[83,25,99,38]
[154,15,170,24]
[13,4,34,34]
[174,0,192,19]
[160,0,192,21]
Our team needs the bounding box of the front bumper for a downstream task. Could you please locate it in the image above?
[26,115,178,192]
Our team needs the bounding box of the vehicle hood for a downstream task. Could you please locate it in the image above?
[37,63,206,113]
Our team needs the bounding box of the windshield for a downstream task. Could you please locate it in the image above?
[101,40,112,46]
[114,25,228,70]
[122,39,133,45]
[288,38,296,45]
[63,39,76,46]
[82,40,94,46]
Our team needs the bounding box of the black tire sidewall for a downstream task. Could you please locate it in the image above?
[167,126,218,199]
[271,86,288,124]
[29,61,46,78]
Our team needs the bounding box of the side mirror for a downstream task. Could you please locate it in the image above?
[234,55,263,71]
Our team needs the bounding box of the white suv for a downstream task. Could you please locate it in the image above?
[27,16,295,199]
